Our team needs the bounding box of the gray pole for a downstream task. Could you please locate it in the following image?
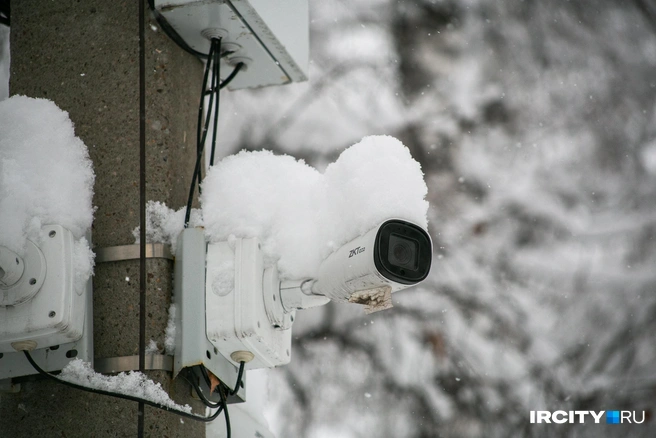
[0,1,206,436]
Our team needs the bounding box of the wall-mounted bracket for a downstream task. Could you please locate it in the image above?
[172,228,245,400]
[206,238,293,370]
[0,227,93,380]
[279,279,330,313]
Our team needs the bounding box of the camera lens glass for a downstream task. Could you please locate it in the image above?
[374,219,432,285]
[388,233,418,269]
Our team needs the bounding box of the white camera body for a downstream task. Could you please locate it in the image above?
[308,219,432,313]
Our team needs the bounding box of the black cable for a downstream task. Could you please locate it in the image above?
[188,360,245,435]
[189,360,245,436]
[22,351,223,422]
[138,0,148,434]
[208,62,245,166]
[229,361,246,396]
[201,38,222,185]
[184,127,206,228]
[185,39,247,226]
[185,38,218,227]
[208,42,222,167]
[219,63,245,90]
[187,368,223,409]
[0,0,9,27]
[199,363,213,387]
[195,38,221,198]
[199,363,215,389]
[196,39,220,195]
[208,63,244,166]
[219,386,232,438]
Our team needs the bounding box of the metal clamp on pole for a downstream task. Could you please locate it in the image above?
[94,244,173,263]
[94,355,174,374]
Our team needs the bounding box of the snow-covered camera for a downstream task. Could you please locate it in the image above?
[173,219,432,376]
[308,219,432,313]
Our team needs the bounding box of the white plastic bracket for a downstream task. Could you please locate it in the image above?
[262,267,293,330]
[171,228,245,399]
[0,226,86,353]
[205,238,292,370]
[279,279,330,313]
[0,227,93,380]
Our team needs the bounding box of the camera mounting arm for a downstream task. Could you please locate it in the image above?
[279,279,331,312]
[262,268,329,331]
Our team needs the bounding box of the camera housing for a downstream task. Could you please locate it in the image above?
[308,219,432,313]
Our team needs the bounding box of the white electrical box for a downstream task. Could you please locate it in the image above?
[0,226,93,380]
[172,228,246,398]
[154,0,309,90]
[206,238,293,370]
[0,225,85,352]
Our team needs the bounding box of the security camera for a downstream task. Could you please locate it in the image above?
[307,219,432,313]
[174,219,432,376]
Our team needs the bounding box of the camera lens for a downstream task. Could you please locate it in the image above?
[375,219,432,285]
[393,244,411,265]
[388,234,418,269]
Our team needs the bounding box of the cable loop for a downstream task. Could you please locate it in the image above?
[22,351,223,423]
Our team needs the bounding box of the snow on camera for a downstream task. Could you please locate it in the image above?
[0,95,95,288]
[137,135,428,280]
[201,135,429,279]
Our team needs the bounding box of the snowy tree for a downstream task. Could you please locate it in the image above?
[216,0,656,437]
[2,1,655,437]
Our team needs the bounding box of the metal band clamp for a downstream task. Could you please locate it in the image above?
[94,244,173,263]
[94,354,173,374]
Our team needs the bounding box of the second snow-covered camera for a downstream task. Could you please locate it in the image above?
[308,219,432,313]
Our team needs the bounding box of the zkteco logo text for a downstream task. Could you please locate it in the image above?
[348,247,365,258]
[530,410,646,424]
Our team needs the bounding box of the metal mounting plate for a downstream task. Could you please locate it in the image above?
[95,243,173,263]
[94,354,173,373]
[155,0,308,90]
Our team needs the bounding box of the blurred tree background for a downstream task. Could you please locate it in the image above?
[217,0,656,437]
[2,0,655,437]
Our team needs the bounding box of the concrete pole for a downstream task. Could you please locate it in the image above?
[0,1,205,436]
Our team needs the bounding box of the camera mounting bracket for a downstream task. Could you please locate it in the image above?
[262,267,293,330]
[205,237,293,370]
[278,279,330,313]
[171,228,245,399]
[0,226,93,380]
